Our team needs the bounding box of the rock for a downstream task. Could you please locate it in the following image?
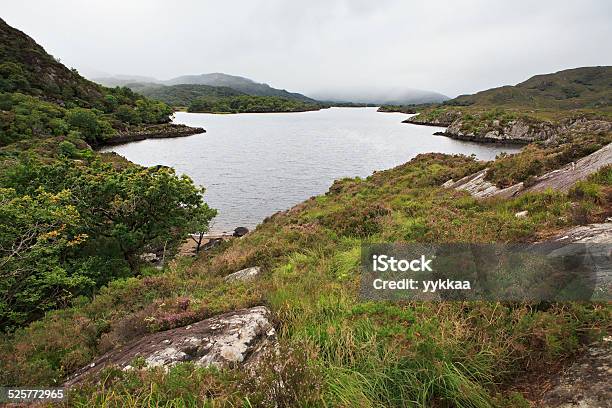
[541,337,611,408]
[515,210,528,218]
[518,143,612,196]
[64,306,277,386]
[446,169,511,198]
[449,143,612,200]
[140,252,161,265]
[432,116,611,145]
[550,223,612,299]
[233,227,249,237]
[203,238,223,251]
[552,223,612,244]
[403,110,462,127]
[442,179,455,188]
[224,266,261,283]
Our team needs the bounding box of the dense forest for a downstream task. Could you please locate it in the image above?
[187,94,323,113]
[134,83,243,107]
[116,82,325,113]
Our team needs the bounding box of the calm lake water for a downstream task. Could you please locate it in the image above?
[102,108,520,233]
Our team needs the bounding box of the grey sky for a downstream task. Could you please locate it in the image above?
[3,0,611,98]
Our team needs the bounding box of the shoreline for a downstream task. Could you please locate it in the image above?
[432,131,529,145]
[98,123,205,147]
[404,118,529,146]
[401,118,452,127]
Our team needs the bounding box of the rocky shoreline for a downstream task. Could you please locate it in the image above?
[432,130,529,145]
[102,123,205,146]
[405,111,611,145]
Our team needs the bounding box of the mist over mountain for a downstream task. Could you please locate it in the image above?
[311,88,450,105]
[93,75,159,88]
[94,73,316,103]
[93,73,449,105]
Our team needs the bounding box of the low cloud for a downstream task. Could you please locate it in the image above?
[4,0,611,97]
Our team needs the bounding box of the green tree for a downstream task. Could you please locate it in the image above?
[0,188,88,330]
[65,107,114,144]
[115,104,140,125]
[188,203,218,253]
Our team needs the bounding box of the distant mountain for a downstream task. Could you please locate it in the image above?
[164,73,316,102]
[446,66,612,109]
[93,75,159,88]
[311,88,449,105]
[135,84,246,107]
[94,73,316,103]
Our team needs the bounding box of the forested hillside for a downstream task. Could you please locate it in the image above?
[164,72,317,102]
[0,18,215,331]
[0,19,182,147]
[123,82,324,113]
[187,94,323,113]
[135,83,244,106]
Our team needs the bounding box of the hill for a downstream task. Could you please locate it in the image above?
[0,18,214,331]
[94,73,317,103]
[0,18,207,147]
[310,88,449,105]
[0,18,103,104]
[135,83,245,107]
[3,146,610,405]
[187,94,322,113]
[447,66,611,109]
[404,67,612,143]
[120,83,323,113]
[164,72,317,102]
[89,75,158,88]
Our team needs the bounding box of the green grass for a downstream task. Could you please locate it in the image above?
[2,152,610,407]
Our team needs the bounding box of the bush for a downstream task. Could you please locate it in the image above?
[65,107,114,144]
[321,202,390,237]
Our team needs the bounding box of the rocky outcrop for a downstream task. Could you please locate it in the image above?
[378,106,417,114]
[407,111,611,145]
[550,223,612,299]
[518,143,612,196]
[445,143,612,199]
[442,169,510,198]
[403,110,461,127]
[233,226,249,237]
[440,118,555,144]
[552,223,612,244]
[224,266,261,283]
[103,124,205,146]
[541,337,611,408]
[64,306,277,386]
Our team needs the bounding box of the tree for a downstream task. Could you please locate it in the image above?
[34,159,213,270]
[65,107,113,144]
[0,188,88,330]
[188,203,218,253]
[115,104,139,125]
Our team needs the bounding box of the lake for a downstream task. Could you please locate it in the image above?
[101,107,521,233]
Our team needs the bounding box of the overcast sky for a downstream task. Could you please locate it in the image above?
[3,0,611,98]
